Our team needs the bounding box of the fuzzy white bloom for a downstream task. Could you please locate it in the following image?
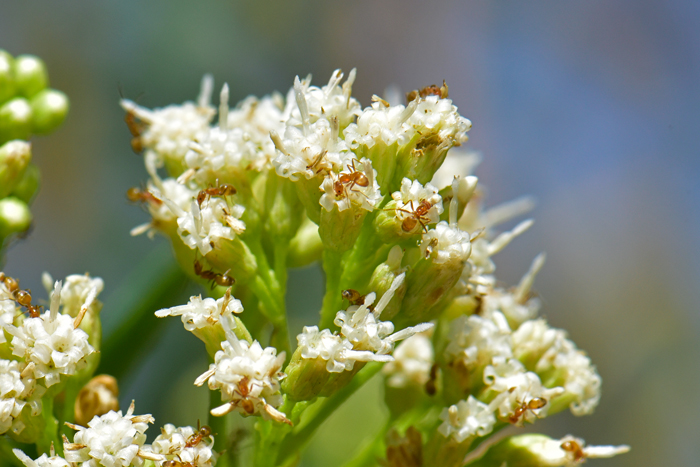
[319,157,382,212]
[444,313,513,370]
[0,360,43,436]
[282,69,360,129]
[382,333,434,388]
[64,402,155,467]
[511,320,601,416]
[41,273,103,319]
[295,326,368,373]
[334,274,433,355]
[483,356,564,425]
[120,77,215,165]
[420,221,472,265]
[438,396,496,443]
[172,198,244,256]
[13,450,71,467]
[130,178,197,238]
[194,324,288,423]
[407,95,472,145]
[273,116,352,181]
[344,100,418,149]
[149,424,216,467]
[390,178,443,232]
[155,292,242,332]
[6,282,95,387]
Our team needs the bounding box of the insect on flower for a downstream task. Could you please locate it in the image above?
[560,439,586,462]
[126,187,163,205]
[185,421,213,448]
[196,182,237,206]
[341,289,365,306]
[507,397,547,424]
[193,259,235,289]
[394,199,434,233]
[333,159,369,199]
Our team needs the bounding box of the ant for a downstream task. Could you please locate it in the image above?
[333,159,369,199]
[163,458,194,467]
[560,439,585,462]
[507,397,547,424]
[193,259,235,289]
[185,421,213,448]
[341,289,365,306]
[406,80,449,103]
[126,187,162,205]
[0,273,42,318]
[234,376,256,415]
[394,199,434,233]
[196,183,237,207]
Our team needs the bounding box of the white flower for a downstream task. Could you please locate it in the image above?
[6,282,95,387]
[389,178,443,232]
[0,360,43,436]
[64,401,156,467]
[420,221,471,265]
[13,449,71,467]
[155,292,242,332]
[273,116,352,181]
[282,69,360,129]
[483,356,564,425]
[41,273,103,319]
[444,313,513,370]
[406,95,471,146]
[344,100,418,150]
[149,424,216,467]
[512,320,601,416]
[194,325,288,424]
[173,198,244,256]
[319,157,382,212]
[438,396,496,443]
[382,333,434,388]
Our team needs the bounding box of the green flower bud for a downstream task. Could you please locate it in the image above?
[294,177,323,225]
[263,171,303,243]
[0,98,33,143]
[0,140,31,198]
[14,55,48,98]
[438,175,478,223]
[367,246,406,320]
[317,363,363,397]
[318,205,366,253]
[353,139,399,191]
[282,347,331,401]
[205,237,259,283]
[288,215,323,268]
[0,197,32,238]
[30,89,69,135]
[373,199,420,244]
[8,403,46,444]
[9,162,40,204]
[0,50,16,104]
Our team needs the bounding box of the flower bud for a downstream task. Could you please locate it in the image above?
[0,98,33,143]
[288,216,323,268]
[0,197,32,238]
[263,172,304,243]
[30,89,69,135]
[281,347,332,401]
[0,140,31,198]
[7,403,46,444]
[74,375,120,426]
[10,162,40,204]
[0,50,16,104]
[367,246,406,320]
[438,175,478,223]
[318,205,366,253]
[14,55,48,99]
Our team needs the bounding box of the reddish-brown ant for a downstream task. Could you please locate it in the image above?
[394,199,434,233]
[406,80,449,103]
[560,439,585,462]
[1,274,43,318]
[508,397,547,424]
[333,159,369,199]
[341,289,365,306]
[126,187,162,205]
[196,183,237,207]
[234,376,256,415]
[185,421,213,448]
[193,259,235,289]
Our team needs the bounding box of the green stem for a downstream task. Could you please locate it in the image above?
[319,249,343,329]
[249,275,290,356]
[36,398,60,457]
[276,362,383,465]
[208,388,229,467]
[339,419,390,467]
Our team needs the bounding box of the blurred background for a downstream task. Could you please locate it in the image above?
[1,1,699,465]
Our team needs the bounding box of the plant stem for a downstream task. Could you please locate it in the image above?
[36,397,61,457]
[208,387,229,467]
[319,249,343,329]
[276,362,383,465]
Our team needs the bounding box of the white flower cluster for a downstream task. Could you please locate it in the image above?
[64,401,158,467]
[390,178,444,233]
[156,290,243,332]
[148,424,217,467]
[296,274,433,373]
[438,395,496,443]
[194,320,288,424]
[382,332,434,388]
[419,221,472,265]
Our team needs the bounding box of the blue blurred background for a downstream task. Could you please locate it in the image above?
[1,1,699,465]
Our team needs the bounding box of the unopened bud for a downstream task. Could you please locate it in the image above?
[74,375,120,426]
[10,162,40,204]
[318,205,366,253]
[0,50,16,104]
[0,140,31,198]
[0,197,32,238]
[288,216,323,268]
[30,89,69,135]
[14,55,48,99]
[0,98,33,143]
[282,349,332,401]
[367,246,406,320]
